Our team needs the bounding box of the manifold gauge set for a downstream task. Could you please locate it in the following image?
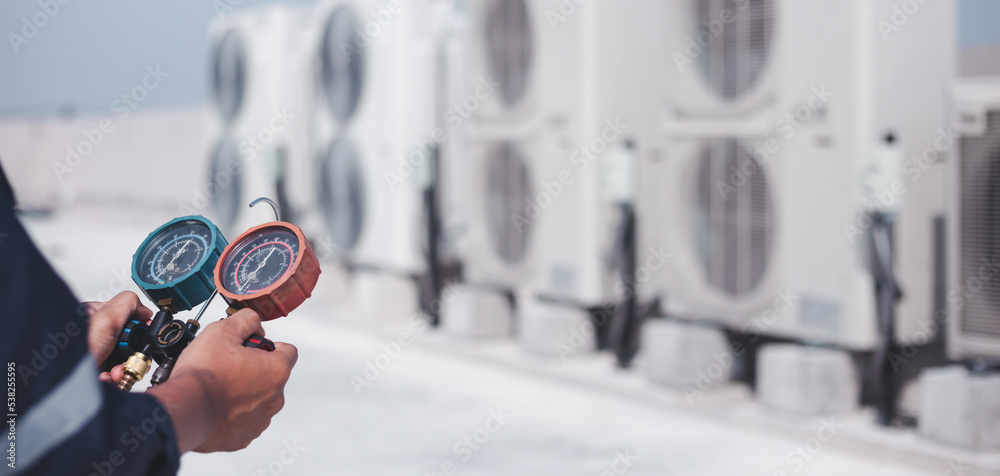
[103,198,321,391]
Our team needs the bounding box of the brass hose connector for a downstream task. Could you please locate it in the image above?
[117,352,152,391]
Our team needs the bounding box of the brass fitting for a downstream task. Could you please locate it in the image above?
[117,352,152,391]
[157,298,179,314]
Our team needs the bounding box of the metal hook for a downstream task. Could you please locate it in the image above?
[250,197,280,222]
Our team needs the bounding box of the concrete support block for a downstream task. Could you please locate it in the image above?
[919,366,1000,449]
[316,262,352,303]
[757,344,859,414]
[518,299,595,358]
[352,270,417,317]
[441,285,512,338]
[642,319,732,389]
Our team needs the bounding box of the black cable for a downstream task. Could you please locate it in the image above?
[608,203,641,368]
[871,213,903,426]
[418,146,443,326]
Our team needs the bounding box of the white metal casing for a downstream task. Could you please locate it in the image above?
[527,0,663,307]
[449,0,661,300]
[207,7,315,237]
[779,0,953,349]
[312,0,448,275]
[447,0,542,290]
[948,78,1000,362]
[642,0,954,350]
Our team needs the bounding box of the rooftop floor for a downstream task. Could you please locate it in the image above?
[20,205,1000,476]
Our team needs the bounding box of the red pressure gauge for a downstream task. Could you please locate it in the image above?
[214,221,321,321]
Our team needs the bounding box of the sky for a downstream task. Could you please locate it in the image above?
[0,0,996,118]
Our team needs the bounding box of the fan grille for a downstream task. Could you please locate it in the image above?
[485,143,532,263]
[320,135,365,254]
[321,6,365,124]
[212,29,246,122]
[959,111,1000,339]
[209,137,242,229]
[484,0,532,107]
[693,139,775,296]
[696,0,775,100]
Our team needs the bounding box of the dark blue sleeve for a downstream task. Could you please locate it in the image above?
[0,163,180,475]
[23,388,181,476]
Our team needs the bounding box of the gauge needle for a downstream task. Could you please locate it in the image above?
[239,247,276,293]
[164,239,191,273]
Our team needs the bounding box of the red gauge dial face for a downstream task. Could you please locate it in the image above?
[219,227,300,295]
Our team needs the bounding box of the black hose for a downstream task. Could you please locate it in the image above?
[418,146,443,326]
[608,203,640,368]
[871,213,902,426]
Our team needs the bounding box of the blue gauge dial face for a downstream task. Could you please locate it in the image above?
[220,227,299,295]
[137,220,212,286]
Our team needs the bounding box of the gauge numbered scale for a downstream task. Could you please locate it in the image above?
[131,216,227,310]
[215,222,321,320]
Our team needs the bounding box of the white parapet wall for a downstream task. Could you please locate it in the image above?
[0,107,212,212]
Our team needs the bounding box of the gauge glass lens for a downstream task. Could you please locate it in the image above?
[138,220,212,285]
[221,227,299,295]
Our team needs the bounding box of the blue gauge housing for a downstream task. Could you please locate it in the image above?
[131,216,228,311]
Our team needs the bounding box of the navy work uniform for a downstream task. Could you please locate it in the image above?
[0,163,181,475]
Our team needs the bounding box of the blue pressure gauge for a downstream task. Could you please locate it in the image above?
[131,216,228,311]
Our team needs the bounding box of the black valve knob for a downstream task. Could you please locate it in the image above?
[243,335,275,352]
[102,318,150,371]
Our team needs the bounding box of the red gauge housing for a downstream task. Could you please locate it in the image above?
[214,222,321,321]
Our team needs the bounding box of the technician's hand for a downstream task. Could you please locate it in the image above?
[148,309,298,454]
[83,291,154,383]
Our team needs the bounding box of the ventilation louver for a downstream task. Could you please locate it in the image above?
[486,142,532,263]
[693,138,775,296]
[321,6,365,124]
[484,0,532,107]
[209,138,243,229]
[696,0,775,100]
[321,134,366,253]
[212,29,247,122]
[959,111,1000,339]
